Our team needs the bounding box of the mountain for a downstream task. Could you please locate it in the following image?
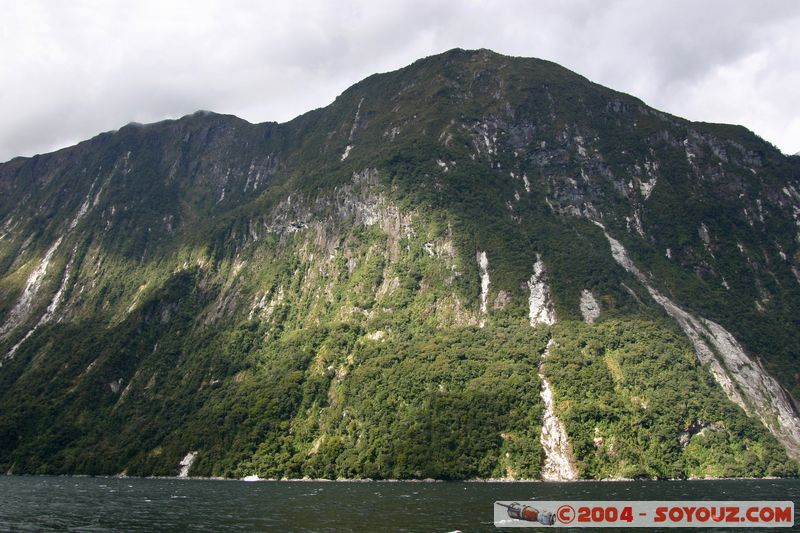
[1,48,799,480]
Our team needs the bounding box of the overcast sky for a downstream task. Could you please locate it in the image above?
[2,0,799,162]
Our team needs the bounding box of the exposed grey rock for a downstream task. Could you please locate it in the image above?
[597,221,800,461]
[528,255,555,326]
[579,289,600,324]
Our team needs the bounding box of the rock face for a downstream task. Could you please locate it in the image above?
[0,237,62,343]
[539,341,578,481]
[477,251,490,328]
[528,255,556,327]
[598,223,800,461]
[579,289,600,324]
[0,49,799,479]
[178,451,197,478]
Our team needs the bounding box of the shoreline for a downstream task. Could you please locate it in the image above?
[1,473,790,483]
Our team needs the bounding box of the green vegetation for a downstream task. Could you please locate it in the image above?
[0,49,797,479]
[546,320,797,479]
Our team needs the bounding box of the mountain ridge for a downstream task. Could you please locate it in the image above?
[1,48,798,480]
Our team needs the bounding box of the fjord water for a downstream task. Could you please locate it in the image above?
[0,477,797,532]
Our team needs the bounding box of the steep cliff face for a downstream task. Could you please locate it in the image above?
[0,49,798,479]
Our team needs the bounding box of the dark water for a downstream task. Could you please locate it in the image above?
[0,476,797,532]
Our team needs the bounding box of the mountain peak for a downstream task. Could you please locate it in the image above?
[1,50,799,479]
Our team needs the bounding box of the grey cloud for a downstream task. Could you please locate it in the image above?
[1,0,799,162]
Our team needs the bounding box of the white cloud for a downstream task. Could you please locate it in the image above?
[1,0,799,161]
